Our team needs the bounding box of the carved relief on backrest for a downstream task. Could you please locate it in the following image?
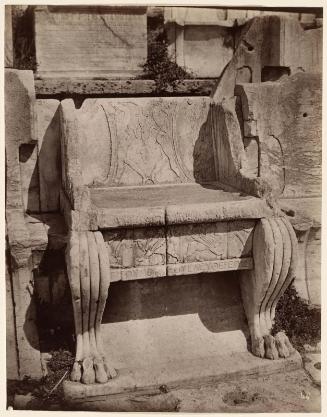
[235,72,322,198]
[73,97,216,187]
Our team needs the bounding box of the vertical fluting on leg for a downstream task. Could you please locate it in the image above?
[94,231,117,379]
[66,230,117,384]
[261,218,283,333]
[240,219,274,358]
[79,232,95,384]
[240,216,298,360]
[87,232,108,383]
[266,218,292,325]
[259,218,283,359]
[66,231,83,381]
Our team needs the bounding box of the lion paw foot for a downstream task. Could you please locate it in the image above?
[251,333,295,360]
[71,357,118,384]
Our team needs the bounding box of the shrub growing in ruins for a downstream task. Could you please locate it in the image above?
[272,284,321,352]
[142,14,192,92]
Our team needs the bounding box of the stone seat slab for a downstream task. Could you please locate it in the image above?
[91,183,272,229]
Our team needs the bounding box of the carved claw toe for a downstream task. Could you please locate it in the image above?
[70,361,82,382]
[81,357,96,384]
[275,332,290,358]
[94,357,109,383]
[264,335,279,360]
[276,331,295,354]
[251,337,265,358]
[103,358,118,379]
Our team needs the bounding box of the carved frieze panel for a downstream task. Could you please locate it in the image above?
[103,227,166,281]
[167,223,228,264]
[227,220,255,258]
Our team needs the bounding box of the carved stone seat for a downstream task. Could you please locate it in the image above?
[90,183,269,228]
[59,96,298,385]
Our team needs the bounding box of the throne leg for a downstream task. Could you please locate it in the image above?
[240,217,298,359]
[66,231,117,384]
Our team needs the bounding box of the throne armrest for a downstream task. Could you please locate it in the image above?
[210,99,274,200]
[59,100,98,231]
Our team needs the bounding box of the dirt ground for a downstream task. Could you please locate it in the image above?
[9,366,320,412]
[175,368,321,413]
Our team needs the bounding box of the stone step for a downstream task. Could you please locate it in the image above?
[63,351,302,401]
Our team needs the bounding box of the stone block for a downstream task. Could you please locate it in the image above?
[279,19,322,73]
[262,11,299,20]
[235,73,322,198]
[33,6,147,78]
[280,196,321,305]
[5,6,13,67]
[5,70,36,211]
[181,26,234,78]
[164,7,227,25]
[227,9,247,20]
[165,7,234,78]
[36,99,61,212]
[246,10,262,18]
[10,265,42,379]
[35,78,217,97]
[300,13,316,23]
[213,16,322,102]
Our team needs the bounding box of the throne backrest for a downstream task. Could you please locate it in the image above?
[61,96,217,190]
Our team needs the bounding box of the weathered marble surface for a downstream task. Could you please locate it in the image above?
[213,16,322,102]
[281,196,321,305]
[91,184,271,229]
[35,79,216,98]
[166,23,234,78]
[240,217,298,360]
[5,70,43,378]
[73,97,215,187]
[235,73,322,198]
[34,6,147,78]
[103,227,166,282]
[5,5,13,67]
[210,98,273,198]
[100,219,255,281]
[36,99,61,212]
